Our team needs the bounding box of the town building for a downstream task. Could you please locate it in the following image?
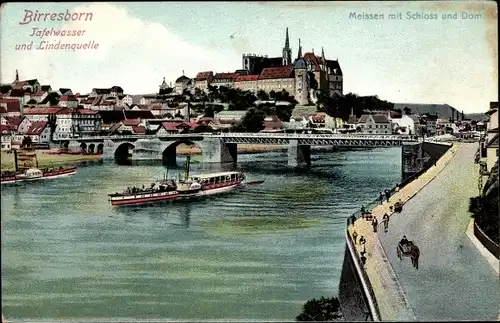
[393,103,461,121]
[194,72,214,92]
[26,121,51,144]
[357,114,391,134]
[174,73,191,94]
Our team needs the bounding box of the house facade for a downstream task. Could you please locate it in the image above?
[357,114,391,134]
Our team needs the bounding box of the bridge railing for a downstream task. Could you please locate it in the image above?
[74,132,417,141]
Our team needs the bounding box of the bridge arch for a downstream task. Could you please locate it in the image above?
[88,143,95,154]
[80,142,87,152]
[162,139,201,165]
[97,143,104,154]
[114,142,135,162]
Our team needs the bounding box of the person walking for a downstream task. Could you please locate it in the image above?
[352,230,358,244]
[359,235,366,253]
[382,213,389,232]
[379,192,384,204]
[385,189,391,202]
[372,217,378,233]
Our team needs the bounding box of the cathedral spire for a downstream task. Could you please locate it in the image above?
[297,39,302,59]
[321,47,326,71]
[285,27,290,48]
[282,28,292,65]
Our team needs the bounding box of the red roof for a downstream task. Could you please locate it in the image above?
[122,118,141,126]
[303,53,322,72]
[312,114,325,121]
[100,101,115,106]
[13,81,28,89]
[5,116,23,127]
[27,121,48,135]
[8,89,25,97]
[0,124,12,133]
[77,109,99,115]
[195,71,214,81]
[23,107,62,115]
[56,108,72,115]
[259,66,294,80]
[132,126,146,134]
[213,73,238,81]
[235,75,259,82]
[0,98,21,113]
[161,122,196,131]
[60,95,78,101]
[31,91,47,96]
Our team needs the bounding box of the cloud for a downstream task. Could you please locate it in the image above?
[1,3,238,93]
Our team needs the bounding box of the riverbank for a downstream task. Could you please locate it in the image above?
[0,144,287,172]
[345,143,458,320]
[1,150,102,172]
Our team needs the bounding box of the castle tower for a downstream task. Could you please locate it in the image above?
[294,39,309,105]
[282,28,292,66]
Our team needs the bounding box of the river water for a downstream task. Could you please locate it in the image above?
[1,147,402,321]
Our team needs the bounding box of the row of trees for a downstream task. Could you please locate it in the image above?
[316,91,395,121]
[469,161,499,244]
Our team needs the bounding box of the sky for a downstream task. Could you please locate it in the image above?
[0,1,497,113]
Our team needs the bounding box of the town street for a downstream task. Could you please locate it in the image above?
[377,142,499,320]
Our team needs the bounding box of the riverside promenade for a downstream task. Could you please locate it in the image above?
[347,142,458,320]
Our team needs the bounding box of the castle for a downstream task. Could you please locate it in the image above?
[175,28,343,106]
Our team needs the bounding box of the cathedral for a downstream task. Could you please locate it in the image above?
[240,28,343,104]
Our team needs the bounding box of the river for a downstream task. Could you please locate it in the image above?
[1,147,402,321]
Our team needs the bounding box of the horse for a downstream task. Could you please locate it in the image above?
[410,244,420,269]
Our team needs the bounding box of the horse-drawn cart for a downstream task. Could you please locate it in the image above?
[397,241,420,269]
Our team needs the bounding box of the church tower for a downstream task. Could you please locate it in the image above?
[294,39,309,105]
[14,69,19,83]
[282,28,292,66]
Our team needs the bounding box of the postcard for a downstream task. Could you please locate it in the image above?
[0,1,498,322]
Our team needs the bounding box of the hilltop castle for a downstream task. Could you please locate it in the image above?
[182,28,343,106]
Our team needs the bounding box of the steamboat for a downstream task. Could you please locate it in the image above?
[1,150,77,184]
[108,156,253,207]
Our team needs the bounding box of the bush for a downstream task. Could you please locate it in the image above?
[296,296,342,321]
[469,191,499,244]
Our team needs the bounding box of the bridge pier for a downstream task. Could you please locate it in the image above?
[288,140,311,167]
[401,143,424,180]
[199,138,237,163]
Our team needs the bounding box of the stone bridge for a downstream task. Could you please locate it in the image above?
[60,133,422,170]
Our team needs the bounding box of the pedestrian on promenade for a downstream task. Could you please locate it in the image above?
[379,192,384,204]
[359,236,366,253]
[361,254,367,267]
[352,230,358,244]
[372,217,378,233]
[360,205,366,215]
[384,189,391,202]
[382,213,389,232]
[351,214,357,225]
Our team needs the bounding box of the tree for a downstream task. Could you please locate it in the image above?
[296,296,342,321]
[47,114,57,141]
[204,106,215,118]
[257,89,269,101]
[240,107,265,132]
[193,123,213,133]
[269,90,276,100]
[174,111,184,119]
[403,106,411,115]
[22,136,33,149]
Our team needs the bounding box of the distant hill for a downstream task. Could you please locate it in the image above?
[393,103,461,120]
[465,113,488,122]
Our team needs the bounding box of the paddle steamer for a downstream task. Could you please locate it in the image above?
[108,157,248,206]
